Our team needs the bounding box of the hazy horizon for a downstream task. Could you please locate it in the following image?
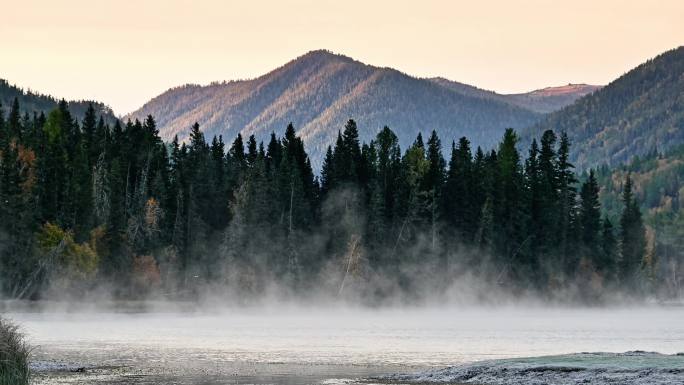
[1,0,682,114]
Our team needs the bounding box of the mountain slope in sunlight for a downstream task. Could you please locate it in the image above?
[128,50,542,164]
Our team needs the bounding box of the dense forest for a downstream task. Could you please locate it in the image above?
[595,144,684,299]
[0,98,666,304]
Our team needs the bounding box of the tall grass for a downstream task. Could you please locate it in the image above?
[0,317,29,385]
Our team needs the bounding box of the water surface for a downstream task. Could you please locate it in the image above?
[6,306,684,384]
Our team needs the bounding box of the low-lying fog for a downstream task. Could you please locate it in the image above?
[6,304,684,384]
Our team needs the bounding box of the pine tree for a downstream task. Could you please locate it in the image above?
[0,103,6,149]
[229,133,246,181]
[320,145,335,195]
[524,139,542,276]
[247,135,258,165]
[37,107,70,224]
[424,131,445,252]
[537,130,559,260]
[425,131,445,193]
[494,129,528,283]
[618,174,647,292]
[266,132,282,173]
[7,98,21,139]
[578,170,602,269]
[599,218,618,285]
[374,126,402,224]
[444,137,475,242]
[82,103,98,164]
[334,120,362,185]
[556,132,578,277]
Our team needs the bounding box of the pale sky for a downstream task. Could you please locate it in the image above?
[1,0,682,115]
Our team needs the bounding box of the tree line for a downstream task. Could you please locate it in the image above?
[0,99,650,303]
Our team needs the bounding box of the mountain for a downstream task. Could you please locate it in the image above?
[524,46,684,171]
[128,50,542,165]
[430,78,600,114]
[0,79,116,123]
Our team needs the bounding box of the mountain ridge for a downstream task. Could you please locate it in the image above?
[525,46,684,171]
[127,50,550,165]
[429,77,600,113]
[0,79,117,124]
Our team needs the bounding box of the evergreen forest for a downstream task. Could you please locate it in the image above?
[0,99,660,304]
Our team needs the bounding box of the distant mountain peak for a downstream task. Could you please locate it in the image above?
[429,78,600,114]
[291,49,357,66]
[301,49,345,58]
[524,83,601,97]
[127,50,541,166]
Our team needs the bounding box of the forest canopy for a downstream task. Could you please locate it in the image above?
[0,98,668,304]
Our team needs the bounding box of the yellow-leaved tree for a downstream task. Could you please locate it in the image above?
[36,223,100,290]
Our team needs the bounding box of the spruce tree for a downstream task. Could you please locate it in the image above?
[524,139,542,277]
[320,145,335,195]
[556,132,578,276]
[599,218,618,285]
[618,174,647,292]
[495,129,527,281]
[374,126,402,224]
[537,130,559,258]
[247,135,258,165]
[82,103,98,164]
[7,98,21,139]
[578,170,602,268]
[444,137,475,242]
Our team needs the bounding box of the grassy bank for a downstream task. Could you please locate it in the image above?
[0,317,29,385]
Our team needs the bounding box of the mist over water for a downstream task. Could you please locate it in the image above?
[7,304,684,384]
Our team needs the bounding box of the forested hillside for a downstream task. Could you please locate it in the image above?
[127,50,542,166]
[0,98,667,304]
[525,46,684,170]
[0,79,116,123]
[595,145,684,298]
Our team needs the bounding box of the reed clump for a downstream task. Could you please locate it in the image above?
[0,317,30,385]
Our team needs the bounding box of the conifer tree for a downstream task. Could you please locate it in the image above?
[556,132,578,275]
[578,170,602,266]
[444,137,475,242]
[247,135,258,165]
[334,119,362,186]
[7,98,21,139]
[524,139,542,273]
[229,133,246,181]
[618,174,647,292]
[374,126,402,224]
[599,218,618,285]
[320,145,335,195]
[82,103,98,164]
[494,129,527,277]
